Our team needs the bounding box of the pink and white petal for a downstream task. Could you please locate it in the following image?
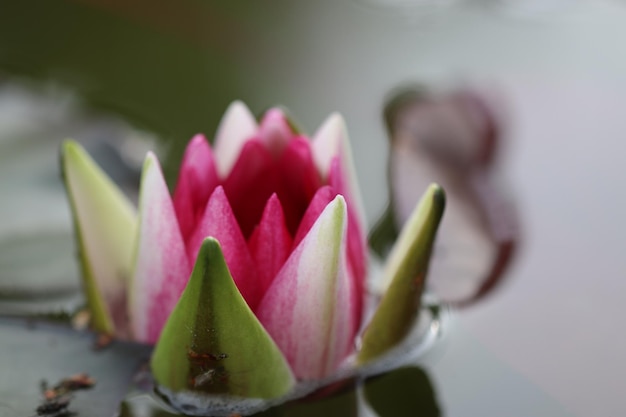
[212,101,258,177]
[172,134,219,241]
[61,141,137,337]
[311,113,367,231]
[248,194,293,299]
[187,186,260,308]
[292,169,367,329]
[129,153,191,344]
[257,196,357,380]
[258,108,293,157]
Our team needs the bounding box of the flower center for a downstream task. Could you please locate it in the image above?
[221,136,322,238]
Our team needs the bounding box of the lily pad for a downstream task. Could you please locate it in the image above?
[0,317,152,417]
[0,231,83,316]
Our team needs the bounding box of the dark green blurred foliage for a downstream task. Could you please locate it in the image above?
[0,0,277,184]
[364,367,441,417]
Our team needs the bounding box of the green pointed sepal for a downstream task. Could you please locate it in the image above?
[151,238,296,409]
[357,184,445,364]
[60,140,137,335]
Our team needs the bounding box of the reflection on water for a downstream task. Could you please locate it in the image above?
[119,367,440,417]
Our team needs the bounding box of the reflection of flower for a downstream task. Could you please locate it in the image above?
[62,102,444,409]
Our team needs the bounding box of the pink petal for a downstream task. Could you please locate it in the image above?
[187,186,260,308]
[130,153,191,344]
[258,108,293,157]
[257,196,357,379]
[212,101,258,177]
[222,139,276,238]
[247,194,293,299]
[172,134,219,241]
[275,137,323,235]
[223,136,322,238]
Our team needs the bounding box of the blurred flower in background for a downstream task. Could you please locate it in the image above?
[370,86,518,305]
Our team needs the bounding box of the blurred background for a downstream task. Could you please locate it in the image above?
[1,1,626,416]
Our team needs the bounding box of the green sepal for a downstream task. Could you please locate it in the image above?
[151,237,295,399]
[358,184,445,364]
[60,140,137,335]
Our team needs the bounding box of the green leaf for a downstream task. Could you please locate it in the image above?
[363,367,441,417]
[151,237,295,400]
[60,140,137,335]
[358,184,445,364]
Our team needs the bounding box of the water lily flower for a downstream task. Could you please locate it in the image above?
[61,102,444,415]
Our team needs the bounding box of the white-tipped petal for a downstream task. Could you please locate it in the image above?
[312,113,367,232]
[212,101,258,177]
[129,153,191,344]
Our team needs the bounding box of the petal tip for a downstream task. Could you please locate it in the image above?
[189,133,208,146]
[429,183,446,209]
[61,138,79,155]
[222,100,257,130]
[214,101,258,177]
[330,193,347,213]
[315,112,346,142]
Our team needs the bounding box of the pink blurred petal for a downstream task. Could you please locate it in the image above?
[223,139,277,238]
[172,134,219,241]
[248,194,293,299]
[130,153,191,344]
[259,108,293,157]
[257,196,357,379]
[188,186,261,308]
[213,101,258,177]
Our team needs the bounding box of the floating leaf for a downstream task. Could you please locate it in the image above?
[0,318,151,417]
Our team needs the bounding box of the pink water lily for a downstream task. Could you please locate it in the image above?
[62,102,444,407]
